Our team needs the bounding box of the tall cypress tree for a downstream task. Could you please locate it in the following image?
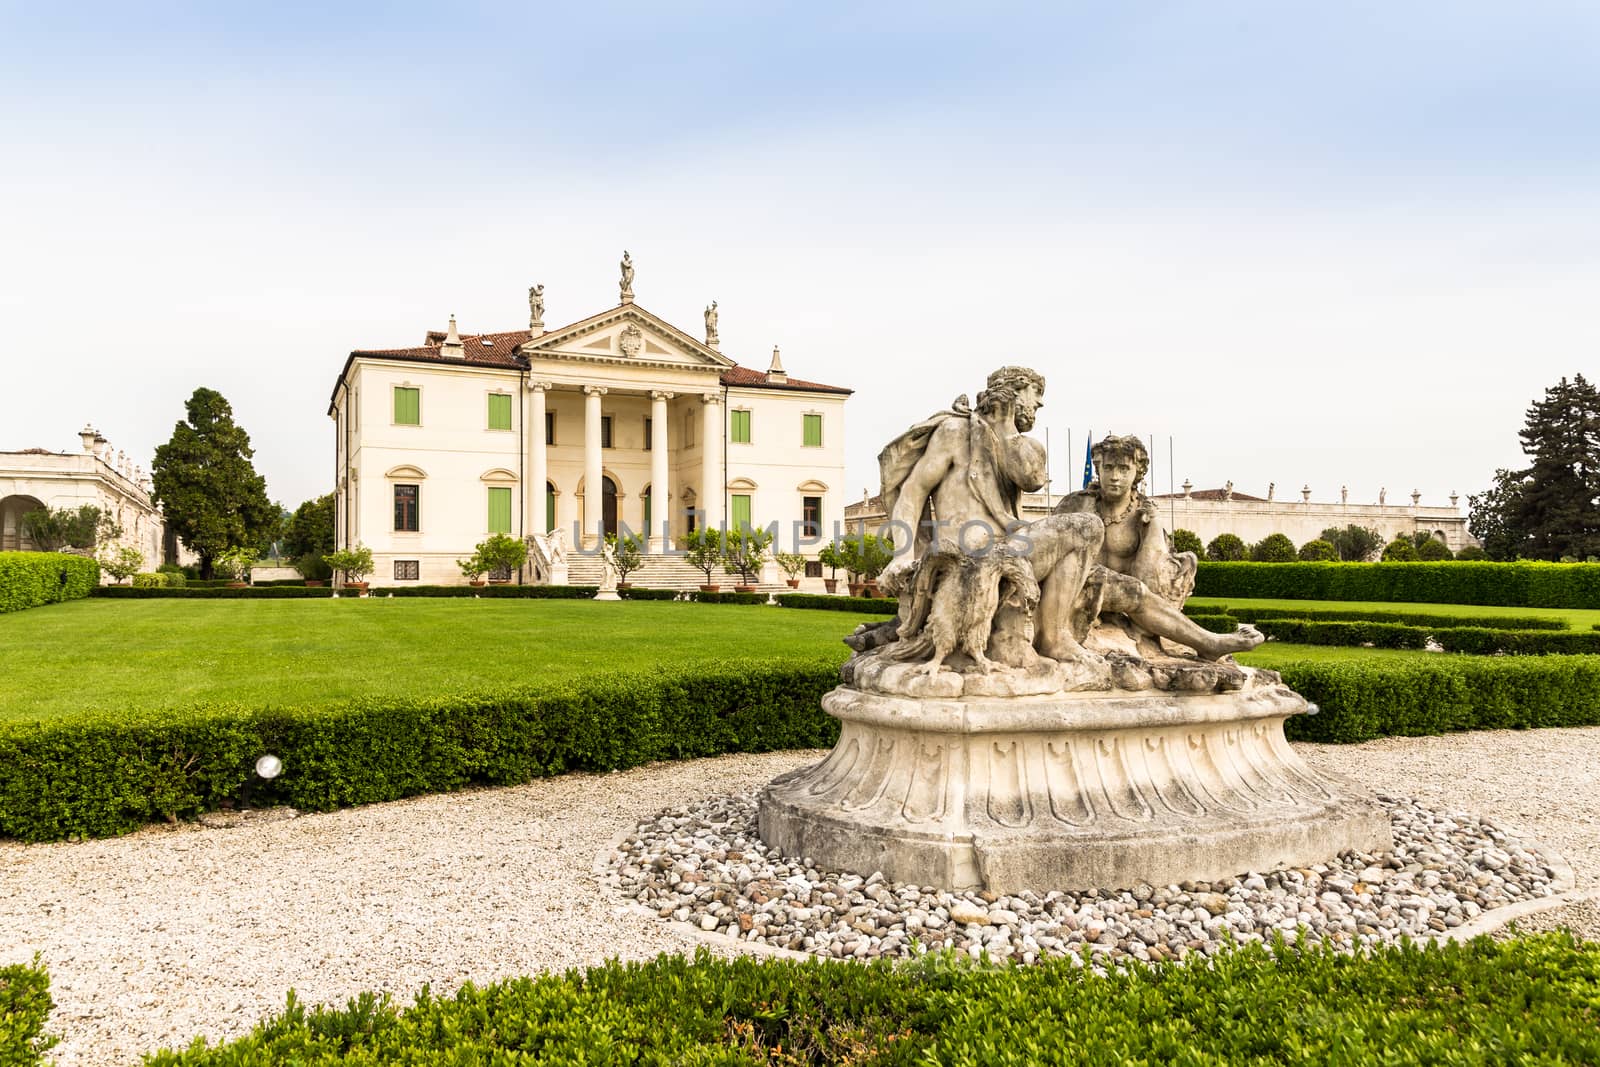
[151,387,278,578]
[1475,375,1600,561]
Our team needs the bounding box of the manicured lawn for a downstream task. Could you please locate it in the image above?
[1189,595,1600,630]
[0,599,888,724]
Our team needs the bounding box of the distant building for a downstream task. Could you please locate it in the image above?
[846,481,1478,556]
[0,425,165,565]
[328,259,852,587]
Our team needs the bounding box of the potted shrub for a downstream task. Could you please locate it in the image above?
[215,546,259,588]
[774,550,807,589]
[723,526,774,593]
[838,534,894,597]
[606,531,645,590]
[474,533,528,583]
[99,545,144,586]
[679,527,726,592]
[456,555,488,587]
[817,541,845,594]
[324,544,375,593]
[294,552,332,587]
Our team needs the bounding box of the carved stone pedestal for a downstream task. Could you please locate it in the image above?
[757,675,1392,893]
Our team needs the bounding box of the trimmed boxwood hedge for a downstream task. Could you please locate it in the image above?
[0,552,99,614]
[1196,560,1600,607]
[778,593,900,613]
[386,584,599,599]
[0,660,841,842]
[141,936,1600,1065]
[1278,656,1600,742]
[1185,613,1240,633]
[1188,603,1568,631]
[618,587,680,600]
[0,957,56,1065]
[1257,619,1600,655]
[95,586,338,599]
[688,590,770,604]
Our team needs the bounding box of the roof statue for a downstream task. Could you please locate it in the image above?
[619,250,635,304]
[704,300,719,347]
[528,284,545,331]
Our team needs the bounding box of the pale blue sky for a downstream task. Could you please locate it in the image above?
[3,2,1598,511]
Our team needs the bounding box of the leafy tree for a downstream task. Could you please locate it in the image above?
[99,545,144,584]
[1416,538,1453,561]
[723,526,775,586]
[151,388,277,578]
[325,544,375,585]
[1250,533,1297,562]
[837,534,896,581]
[1170,528,1204,556]
[1320,524,1383,562]
[1381,537,1419,562]
[1468,469,1530,561]
[1511,375,1600,561]
[1455,544,1488,561]
[1205,533,1247,561]
[679,528,729,587]
[1297,538,1339,562]
[20,504,120,552]
[284,494,336,560]
[605,531,645,585]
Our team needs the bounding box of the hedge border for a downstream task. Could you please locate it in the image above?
[95,587,338,599]
[1188,603,1569,631]
[1196,561,1600,608]
[0,552,99,614]
[1256,619,1600,655]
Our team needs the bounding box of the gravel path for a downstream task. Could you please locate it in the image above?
[3,726,1598,1066]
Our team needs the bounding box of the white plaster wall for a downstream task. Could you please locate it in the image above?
[724,387,847,557]
[0,453,165,566]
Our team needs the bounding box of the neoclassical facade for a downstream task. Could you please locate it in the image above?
[0,425,165,565]
[328,264,851,586]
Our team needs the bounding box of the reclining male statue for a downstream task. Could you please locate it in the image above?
[846,366,1262,692]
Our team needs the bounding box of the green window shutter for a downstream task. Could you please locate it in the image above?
[544,487,555,533]
[488,487,512,534]
[643,487,652,529]
[487,394,512,430]
[394,387,420,425]
[732,494,752,531]
[803,413,822,447]
[731,409,751,443]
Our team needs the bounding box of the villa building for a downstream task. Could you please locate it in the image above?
[0,425,166,565]
[328,257,851,587]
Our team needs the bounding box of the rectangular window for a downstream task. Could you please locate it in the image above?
[545,411,556,445]
[487,486,512,534]
[643,417,653,450]
[802,413,823,447]
[601,415,613,449]
[394,484,419,532]
[731,493,752,531]
[804,560,823,578]
[731,409,752,443]
[393,386,420,426]
[802,495,822,538]
[394,560,420,581]
[487,393,512,431]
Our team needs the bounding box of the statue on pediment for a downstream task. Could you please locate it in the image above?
[528,284,544,330]
[704,300,719,346]
[619,251,635,303]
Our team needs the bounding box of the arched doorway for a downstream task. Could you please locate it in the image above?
[0,495,44,551]
[602,476,618,538]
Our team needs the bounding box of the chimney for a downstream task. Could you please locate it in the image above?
[441,314,464,358]
[767,345,787,384]
[79,424,96,453]
[93,434,108,458]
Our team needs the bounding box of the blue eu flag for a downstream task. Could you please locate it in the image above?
[1081,432,1094,489]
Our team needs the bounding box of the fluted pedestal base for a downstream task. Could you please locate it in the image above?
[757,676,1392,893]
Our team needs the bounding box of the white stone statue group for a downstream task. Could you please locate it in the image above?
[844,366,1263,698]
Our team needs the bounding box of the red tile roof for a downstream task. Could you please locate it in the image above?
[719,365,851,395]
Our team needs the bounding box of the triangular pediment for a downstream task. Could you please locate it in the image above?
[519,304,733,371]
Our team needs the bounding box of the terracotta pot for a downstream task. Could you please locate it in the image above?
[469,579,486,588]
[734,585,756,594]
[487,578,510,585]
[864,583,884,598]
[226,581,248,589]
[699,584,720,593]
[848,582,865,597]
[823,579,839,594]
[303,579,324,587]
[617,582,632,591]
[347,582,369,594]
[786,579,801,588]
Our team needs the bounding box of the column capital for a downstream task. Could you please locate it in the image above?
[701,392,723,406]
[529,380,553,392]
[584,385,609,397]
[650,390,676,401]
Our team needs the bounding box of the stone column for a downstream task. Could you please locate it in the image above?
[650,391,673,552]
[528,383,550,536]
[700,392,724,532]
[584,386,607,547]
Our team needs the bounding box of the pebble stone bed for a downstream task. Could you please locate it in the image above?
[610,792,1560,964]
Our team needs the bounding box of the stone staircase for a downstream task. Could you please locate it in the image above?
[562,552,794,595]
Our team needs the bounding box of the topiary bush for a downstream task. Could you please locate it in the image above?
[1170,528,1204,557]
[1205,533,1247,561]
[1297,538,1339,562]
[0,552,100,614]
[1456,544,1489,561]
[1382,538,1421,562]
[1416,538,1453,561]
[1251,533,1298,562]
